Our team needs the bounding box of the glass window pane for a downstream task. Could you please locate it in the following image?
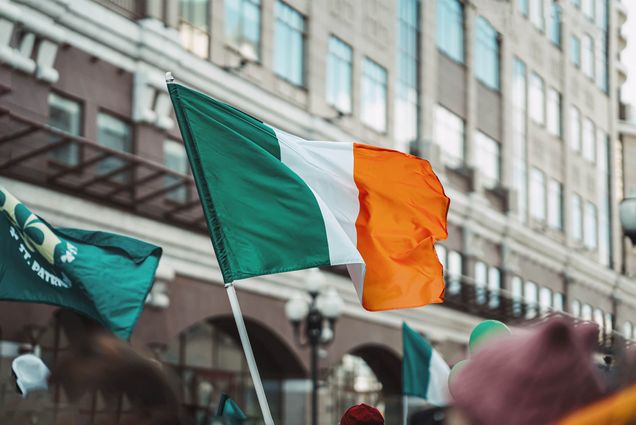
[582,118,596,162]
[553,293,564,311]
[548,179,563,230]
[530,167,546,221]
[529,73,545,125]
[48,92,81,166]
[326,36,353,113]
[549,1,561,46]
[511,276,523,317]
[525,281,538,318]
[572,194,583,241]
[447,251,462,295]
[570,107,581,152]
[475,16,500,91]
[530,0,545,30]
[547,88,561,137]
[539,287,552,313]
[164,140,189,202]
[361,58,387,132]
[571,299,581,317]
[488,266,501,309]
[570,35,581,67]
[274,1,305,86]
[584,201,598,249]
[582,34,594,78]
[624,322,633,340]
[434,105,465,166]
[474,261,487,305]
[96,113,132,181]
[437,0,464,63]
[581,303,592,321]
[475,131,501,186]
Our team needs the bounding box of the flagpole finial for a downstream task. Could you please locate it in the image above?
[165,72,175,83]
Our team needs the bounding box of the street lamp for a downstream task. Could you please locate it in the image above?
[285,269,344,425]
[620,187,636,245]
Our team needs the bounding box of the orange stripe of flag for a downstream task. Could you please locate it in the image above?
[352,143,450,311]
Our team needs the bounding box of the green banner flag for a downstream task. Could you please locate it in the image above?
[216,393,247,424]
[402,322,450,405]
[0,185,162,339]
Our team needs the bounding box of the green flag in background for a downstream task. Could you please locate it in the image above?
[402,322,450,406]
[0,185,162,339]
[216,393,247,424]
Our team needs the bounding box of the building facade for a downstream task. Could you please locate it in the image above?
[0,0,633,424]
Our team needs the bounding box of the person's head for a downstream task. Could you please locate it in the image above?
[451,318,604,425]
[340,404,384,425]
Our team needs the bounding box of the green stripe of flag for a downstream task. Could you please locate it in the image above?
[168,82,330,281]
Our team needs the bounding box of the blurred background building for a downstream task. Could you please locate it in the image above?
[0,0,634,424]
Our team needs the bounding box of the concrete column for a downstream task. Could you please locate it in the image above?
[464,2,479,192]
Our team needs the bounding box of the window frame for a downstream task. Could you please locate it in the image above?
[274,0,307,87]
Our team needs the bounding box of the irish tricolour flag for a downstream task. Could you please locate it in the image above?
[168,82,449,311]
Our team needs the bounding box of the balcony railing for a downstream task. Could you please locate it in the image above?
[0,108,206,233]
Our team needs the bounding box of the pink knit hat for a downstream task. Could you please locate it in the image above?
[452,317,604,425]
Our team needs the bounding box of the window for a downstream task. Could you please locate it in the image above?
[475,261,488,305]
[179,0,210,58]
[48,92,81,166]
[447,251,463,295]
[594,308,604,330]
[475,131,501,187]
[225,0,261,59]
[529,73,545,125]
[525,281,538,318]
[596,34,608,92]
[539,287,552,313]
[326,36,353,113]
[582,0,595,20]
[597,131,611,266]
[434,105,465,167]
[571,299,581,317]
[582,118,596,162]
[547,179,563,230]
[512,58,528,223]
[570,35,581,68]
[530,168,546,221]
[361,58,388,133]
[547,88,562,137]
[395,0,421,152]
[605,312,613,334]
[553,293,564,311]
[581,303,593,321]
[475,16,500,91]
[584,201,598,249]
[582,34,594,79]
[511,276,523,317]
[164,140,189,202]
[596,0,608,29]
[572,194,583,241]
[96,113,132,182]
[570,107,581,152]
[530,0,545,30]
[488,267,501,309]
[274,1,306,86]
[437,0,464,62]
[624,322,634,340]
[519,0,528,17]
[548,1,561,46]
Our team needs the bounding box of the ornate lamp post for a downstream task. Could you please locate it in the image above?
[620,188,636,245]
[285,269,344,425]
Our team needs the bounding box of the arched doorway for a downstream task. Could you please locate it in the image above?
[163,315,308,425]
[323,345,402,425]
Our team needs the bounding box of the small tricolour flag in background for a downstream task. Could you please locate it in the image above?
[0,185,162,339]
[402,322,450,406]
[168,82,450,311]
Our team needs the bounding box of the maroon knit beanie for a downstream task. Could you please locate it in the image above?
[340,404,384,425]
[452,317,604,425]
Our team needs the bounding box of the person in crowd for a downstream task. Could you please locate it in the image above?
[340,403,384,425]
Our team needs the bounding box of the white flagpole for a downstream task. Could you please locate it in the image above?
[164,72,274,425]
[226,282,275,425]
[402,394,408,425]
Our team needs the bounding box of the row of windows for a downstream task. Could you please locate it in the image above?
[570,0,609,29]
[570,299,614,335]
[48,92,191,202]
